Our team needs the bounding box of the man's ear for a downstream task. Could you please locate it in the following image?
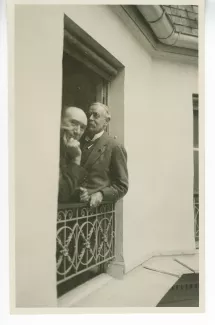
[105,117,111,124]
[104,121,108,128]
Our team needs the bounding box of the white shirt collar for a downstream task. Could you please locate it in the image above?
[85,130,104,142]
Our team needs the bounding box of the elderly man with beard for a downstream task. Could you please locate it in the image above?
[58,106,88,203]
[80,102,129,207]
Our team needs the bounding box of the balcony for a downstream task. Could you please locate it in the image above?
[56,201,115,296]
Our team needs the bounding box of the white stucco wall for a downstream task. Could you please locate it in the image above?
[123,58,198,271]
[14,5,198,307]
[15,6,63,307]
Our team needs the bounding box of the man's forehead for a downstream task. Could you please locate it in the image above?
[64,107,77,117]
[63,108,87,124]
[89,105,105,114]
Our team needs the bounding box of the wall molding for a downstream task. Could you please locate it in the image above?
[64,14,124,81]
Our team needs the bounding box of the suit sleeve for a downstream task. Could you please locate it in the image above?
[100,144,129,201]
[58,163,86,203]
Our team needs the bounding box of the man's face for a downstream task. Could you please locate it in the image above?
[61,107,87,142]
[87,104,108,135]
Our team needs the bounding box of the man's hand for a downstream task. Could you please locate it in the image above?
[66,138,82,164]
[80,187,90,203]
[89,192,103,207]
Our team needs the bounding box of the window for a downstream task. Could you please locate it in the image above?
[193,94,199,245]
[193,94,199,194]
[56,15,123,298]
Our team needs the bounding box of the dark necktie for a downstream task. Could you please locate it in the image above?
[81,138,100,166]
[82,138,98,150]
[85,140,94,148]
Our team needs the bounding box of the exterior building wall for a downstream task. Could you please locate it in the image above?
[14,5,198,307]
[123,57,198,270]
[126,58,198,270]
[15,6,63,307]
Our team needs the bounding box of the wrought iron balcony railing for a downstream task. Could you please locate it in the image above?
[194,194,199,243]
[56,201,115,285]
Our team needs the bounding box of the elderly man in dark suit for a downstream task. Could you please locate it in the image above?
[58,106,87,203]
[80,102,128,207]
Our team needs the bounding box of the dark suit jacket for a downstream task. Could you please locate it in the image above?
[58,138,86,203]
[80,132,128,202]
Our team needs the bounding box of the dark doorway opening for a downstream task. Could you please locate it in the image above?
[62,52,108,113]
[57,14,123,298]
[57,51,108,298]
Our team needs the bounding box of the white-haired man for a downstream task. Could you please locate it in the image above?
[58,106,87,203]
[80,102,128,207]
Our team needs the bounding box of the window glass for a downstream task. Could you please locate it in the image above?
[193,150,199,194]
[193,110,199,148]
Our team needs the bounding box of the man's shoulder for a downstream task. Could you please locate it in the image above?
[103,133,125,150]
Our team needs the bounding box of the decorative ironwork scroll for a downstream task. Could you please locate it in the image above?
[56,202,115,284]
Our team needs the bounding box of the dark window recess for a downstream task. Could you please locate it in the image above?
[193,150,199,194]
[57,265,105,298]
[62,53,108,113]
[193,94,199,196]
[57,29,110,299]
[192,94,199,246]
[58,53,108,297]
[57,14,123,298]
[193,109,199,148]
[157,273,199,307]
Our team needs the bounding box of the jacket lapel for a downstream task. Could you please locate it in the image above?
[83,132,108,170]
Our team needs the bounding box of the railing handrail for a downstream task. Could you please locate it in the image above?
[58,201,114,209]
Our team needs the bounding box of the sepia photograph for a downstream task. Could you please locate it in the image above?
[9,0,203,312]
